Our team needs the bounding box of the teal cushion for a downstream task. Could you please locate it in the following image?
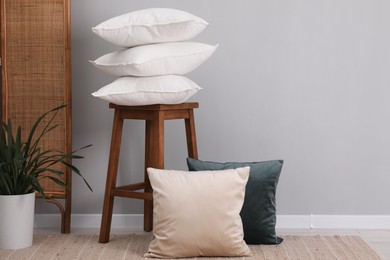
[187,158,283,245]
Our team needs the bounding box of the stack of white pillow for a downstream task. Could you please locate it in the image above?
[90,8,218,106]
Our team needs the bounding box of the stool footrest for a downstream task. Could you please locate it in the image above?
[116,182,147,191]
[113,182,153,200]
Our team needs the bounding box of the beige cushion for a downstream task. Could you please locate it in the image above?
[145,167,252,258]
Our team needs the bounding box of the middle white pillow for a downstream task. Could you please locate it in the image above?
[90,42,218,77]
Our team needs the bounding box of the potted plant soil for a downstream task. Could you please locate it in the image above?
[0,105,92,250]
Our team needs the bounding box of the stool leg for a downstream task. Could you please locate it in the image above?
[144,111,164,231]
[185,109,198,159]
[99,110,124,243]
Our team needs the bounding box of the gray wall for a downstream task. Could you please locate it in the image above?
[37,0,390,215]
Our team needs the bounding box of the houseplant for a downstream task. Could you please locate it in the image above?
[0,105,92,250]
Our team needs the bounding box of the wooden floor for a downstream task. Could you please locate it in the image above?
[34,228,390,259]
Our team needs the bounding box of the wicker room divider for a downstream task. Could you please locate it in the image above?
[0,0,72,233]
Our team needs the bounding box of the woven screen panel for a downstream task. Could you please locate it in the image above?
[2,0,70,196]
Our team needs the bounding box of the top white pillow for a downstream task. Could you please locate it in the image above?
[92,8,209,47]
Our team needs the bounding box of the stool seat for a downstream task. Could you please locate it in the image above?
[99,102,199,243]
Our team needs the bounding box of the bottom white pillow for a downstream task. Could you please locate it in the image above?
[145,167,252,258]
[91,75,201,106]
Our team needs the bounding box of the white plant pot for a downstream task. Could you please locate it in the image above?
[0,192,35,250]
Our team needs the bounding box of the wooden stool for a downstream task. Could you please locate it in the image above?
[99,102,199,243]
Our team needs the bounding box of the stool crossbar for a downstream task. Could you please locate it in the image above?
[99,102,199,243]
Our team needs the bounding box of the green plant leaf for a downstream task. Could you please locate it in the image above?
[0,105,92,195]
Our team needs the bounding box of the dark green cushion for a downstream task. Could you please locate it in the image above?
[187,158,283,245]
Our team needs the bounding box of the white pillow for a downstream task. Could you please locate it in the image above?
[92,8,208,47]
[145,167,252,258]
[90,42,218,77]
[91,75,201,106]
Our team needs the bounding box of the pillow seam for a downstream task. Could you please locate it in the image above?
[93,20,208,31]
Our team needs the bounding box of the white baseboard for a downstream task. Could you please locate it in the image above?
[34,214,390,229]
[277,215,390,229]
[34,214,144,229]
